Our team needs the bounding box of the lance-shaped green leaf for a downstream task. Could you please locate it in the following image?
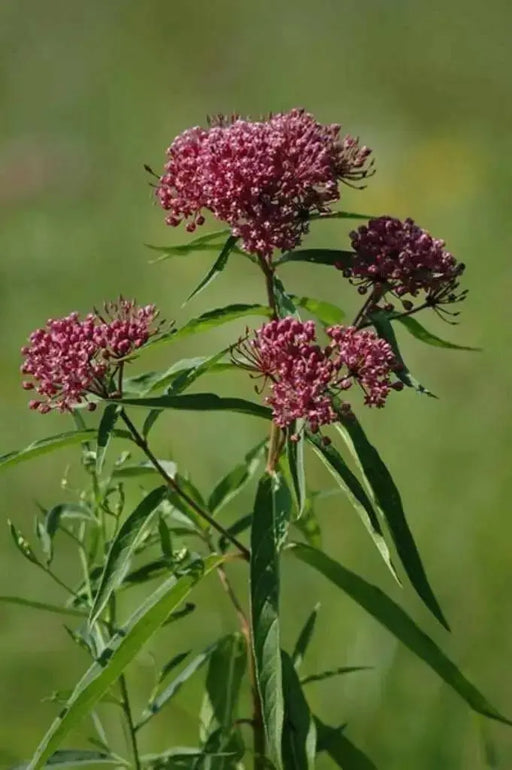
[172,304,271,342]
[200,633,247,745]
[114,393,272,421]
[301,666,371,685]
[306,433,400,584]
[218,514,252,553]
[281,651,316,770]
[336,414,449,630]
[8,521,41,566]
[208,439,267,514]
[369,311,435,397]
[291,296,345,326]
[96,404,120,474]
[136,640,220,731]
[166,350,229,396]
[273,276,298,317]
[146,228,232,262]
[89,486,169,626]
[185,235,239,304]
[27,554,225,769]
[112,460,177,480]
[290,544,512,726]
[315,718,378,770]
[250,474,285,770]
[286,426,306,517]
[276,249,354,268]
[292,603,320,670]
[311,211,374,222]
[395,315,481,351]
[140,746,231,769]
[0,429,131,472]
[0,596,87,618]
[13,749,123,769]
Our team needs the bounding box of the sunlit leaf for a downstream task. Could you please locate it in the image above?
[28,554,225,769]
[250,474,285,770]
[146,229,232,262]
[111,461,177,480]
[281,651,316,770]
[0,429,131,472]
[306,433,400,584]
[290,544,512,726]
[291,296,345,326]
[89,486,169,626]
[336,415,449,629]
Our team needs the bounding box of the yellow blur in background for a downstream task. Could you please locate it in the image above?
[1,2,511,768]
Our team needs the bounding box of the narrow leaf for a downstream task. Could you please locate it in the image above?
[250,474,284,769]
[185,235,238,304]
[336,415,449,629]
[27,555,225,769]
[96,404,120,474]
[276,249,354,268]
[115,393,272,421]
[291,296,345,326]
[208,439,267,514]
[146,229,232,261]
[218,514,252,553]
[273,276,298,317]
[200,633,246,740]
[157,651,191,686]
[395,315,481,351]
[286,428,306,517]
[292,604,320,669]
[89,486,168,625]
[0,596,86,618]
[8,521,40,565]
[306,433,400,584]
[0,430,130,472]
[301,666,371,685]
[290,544,512,726]
[158,514,173,560]
[112,460,177,480]
[172,304,271,343]
[137,640,220,731]
[315,718,378,770]
[281,651,316,770]
[13,749,121,768]
[369,311,435,397]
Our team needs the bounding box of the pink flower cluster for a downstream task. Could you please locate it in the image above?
[341,216,465,304]
[21,299,159,413]
[156,109,372,260]
[237,318,400,432]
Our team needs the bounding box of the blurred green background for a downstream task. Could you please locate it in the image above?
[1,1,511,768]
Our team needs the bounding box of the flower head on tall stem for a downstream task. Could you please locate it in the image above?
[338,216,466,320]
[21,299,164,413]
[234,318,401,435]
[156,109,373,261]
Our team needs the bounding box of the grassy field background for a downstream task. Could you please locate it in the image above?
[1,2,512,768]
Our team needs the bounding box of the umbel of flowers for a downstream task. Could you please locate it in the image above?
[21,299,162,413]
[11,108,501,770]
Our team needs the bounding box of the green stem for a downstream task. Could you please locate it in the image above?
[119,672,142,770]
[119,409,250,561]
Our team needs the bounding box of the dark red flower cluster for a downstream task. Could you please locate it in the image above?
[340,217,465,309]
[156,109,372,260]
[236,318,400,432]
[21,300,160,413]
